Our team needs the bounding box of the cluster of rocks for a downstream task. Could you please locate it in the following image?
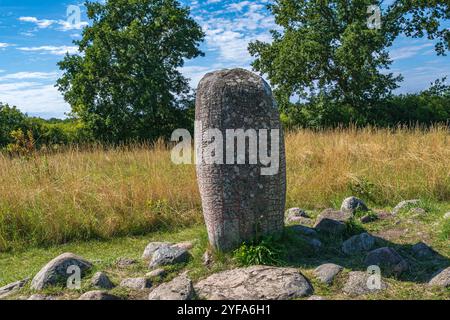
[0,196,448,300]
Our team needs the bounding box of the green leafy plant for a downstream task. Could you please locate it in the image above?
[233,237,283,266]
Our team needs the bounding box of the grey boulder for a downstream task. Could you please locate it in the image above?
[194,265,313,300]
[342,233,376,255]
[392,199,420,215]
[428,267,450,288]
[343,271,387,296]
[148,274,194,300]
[313,263,343,285]
[31,253,92,290]
[79,290,121,300]
[364,247,409,276]
[149,246,189,268]
[119,277,152,290]
[0,278,29,298]
[411,242,436,259]
[314,209,352,234]
[341,197,368,213]
[91,272,114,289]
[142,242,173,260]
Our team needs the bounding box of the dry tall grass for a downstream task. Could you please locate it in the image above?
[0,126,449,251]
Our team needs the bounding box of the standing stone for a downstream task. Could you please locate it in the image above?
[195,68,286,251]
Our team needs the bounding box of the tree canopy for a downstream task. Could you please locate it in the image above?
[57,0,204,142]
[249,0,450,127]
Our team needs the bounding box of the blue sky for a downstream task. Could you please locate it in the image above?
[0,0,449,119]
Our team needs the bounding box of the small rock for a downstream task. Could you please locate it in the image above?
[28,294,57,300]
[428,267,450,288]
[364,247,409,276]
[142,242,173,260]
[444,212,450,219]
[313,263,343,285]
[392,199,420,215]
[285,208,309,223]
[302,237,322,251]
[119,277,152,290]
[149,246,189,268]
[411,242,436,259]
[116,257,137,268]
[148,274,194,300]
[194,265,313,300]
[146,268,166,278]
[307,295,325,300]
[341,196,368,213]
[31,253,92,290]
[376,211,392,220]
[342,233,376,255]
[290,225,318,238]
[343,271,387,296]
[360,214,378,223]
[91,272,114,289]
[78,290,121,300]
[314,218,346,234]
[313,209,351,234]
[0,278,29,298]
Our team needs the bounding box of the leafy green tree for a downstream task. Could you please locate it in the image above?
[57,0,204,142]
[249,0,450,127]
[0,103,27,147]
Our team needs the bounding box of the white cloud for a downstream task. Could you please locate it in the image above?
[0,72,58,81]
[0,81,69,117]
[0,42,13,48]
[390,43,434,60]
[18,16,88,31]
[18,46,79,55]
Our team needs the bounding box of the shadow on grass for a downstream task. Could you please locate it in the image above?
[281,223,449,284]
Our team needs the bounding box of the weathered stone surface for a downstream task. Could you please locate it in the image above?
[146,268,166,278]
[148,275,194,300]
[364,247,409,276]
[91,272,114,289]
[0,278,29,298]
[314,209,351,234]
[78,290,121,300]
[285,208,309,223]
[142,242,172,260]
[290,224,318,238]
[411,242,436,259]
[173,241,195,251]
[119,277,152,290]
[392,199,420,215]
[116,257,137,268]
[149,246,189,268]
[342,233,376,255]
[28,294,57,300]
[341,197,368,213]
[195,68,286,251]
[343,271,387,296]
[194,265,313,300]
[313,263,343,285]
[31,253,92,290]
[314,209,352,234]
[428,267,450,288]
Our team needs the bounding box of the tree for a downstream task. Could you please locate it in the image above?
[249,0,450,127]
[0,103,27,147]
[57,0,204,142]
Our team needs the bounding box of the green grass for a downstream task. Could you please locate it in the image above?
[1,200,449,300]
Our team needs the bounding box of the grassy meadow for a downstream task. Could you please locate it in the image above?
[0,126,449,252]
